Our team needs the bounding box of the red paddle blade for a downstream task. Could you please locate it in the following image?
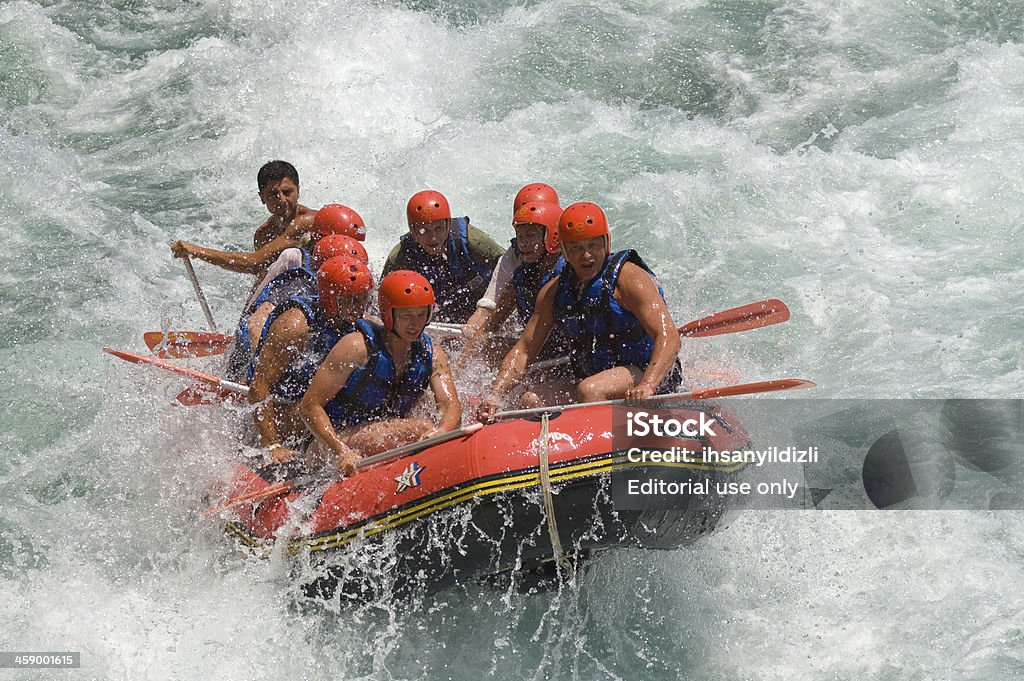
[105,346,221,387]
[144,331,234,358]
[104,346,248,395]
[689,378,815,400]
[175,384,245,406]
[202,480,296,518]
[679,299,791,338]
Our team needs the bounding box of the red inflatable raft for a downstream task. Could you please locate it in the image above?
[216,402,749,599]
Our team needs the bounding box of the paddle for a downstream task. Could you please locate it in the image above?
[176,384,245,406]
[103,347,249,397]
[679,298,789,338]
[183,255,217,331]
[491,378,816,421]
[143,330,235,359]
[141,323,461,361]
[137,320,485,369]
[426,322,465,335]
[202,422,484,517]
[527,298,791,371]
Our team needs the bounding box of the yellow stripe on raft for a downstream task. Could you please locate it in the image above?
[287,453,745,555]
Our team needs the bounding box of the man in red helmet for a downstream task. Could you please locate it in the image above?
[300,270,462,475]
[248,256,374,466]
[511,182,560,215]
[382,190,505,324]
[461,194,568,365]
[477,202,682,421]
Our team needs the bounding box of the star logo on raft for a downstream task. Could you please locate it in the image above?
[395,462,425,493]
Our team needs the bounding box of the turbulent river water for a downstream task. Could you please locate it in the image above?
[1,0,1022,678]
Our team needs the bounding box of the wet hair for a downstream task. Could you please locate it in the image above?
[257,160,299,193]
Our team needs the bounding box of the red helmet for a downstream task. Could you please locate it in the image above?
[406,190,451,226]
[312,234,368,269]
[558,202,610,249]
[317,256,374,319]
[513,201,563,255]
[379,270,435,330]
[313,204,366,241]
[513,183,559,214]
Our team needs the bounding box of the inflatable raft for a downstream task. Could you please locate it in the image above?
[217,402,749,599]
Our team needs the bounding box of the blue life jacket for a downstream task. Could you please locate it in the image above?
[324,320,434,429]
[398,216,492,323]
[223,251,317,381]
[247,295,356,403]
[553,250,665,378]
[511,246,566,323]
[509,245,570,361]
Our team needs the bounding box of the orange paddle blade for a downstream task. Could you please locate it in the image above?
[103,347,248,395]
[201,480,297,518]
[144,331,234,358]
[679,299,790,337]
[175,384,245,406]
[688,378,815,400]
